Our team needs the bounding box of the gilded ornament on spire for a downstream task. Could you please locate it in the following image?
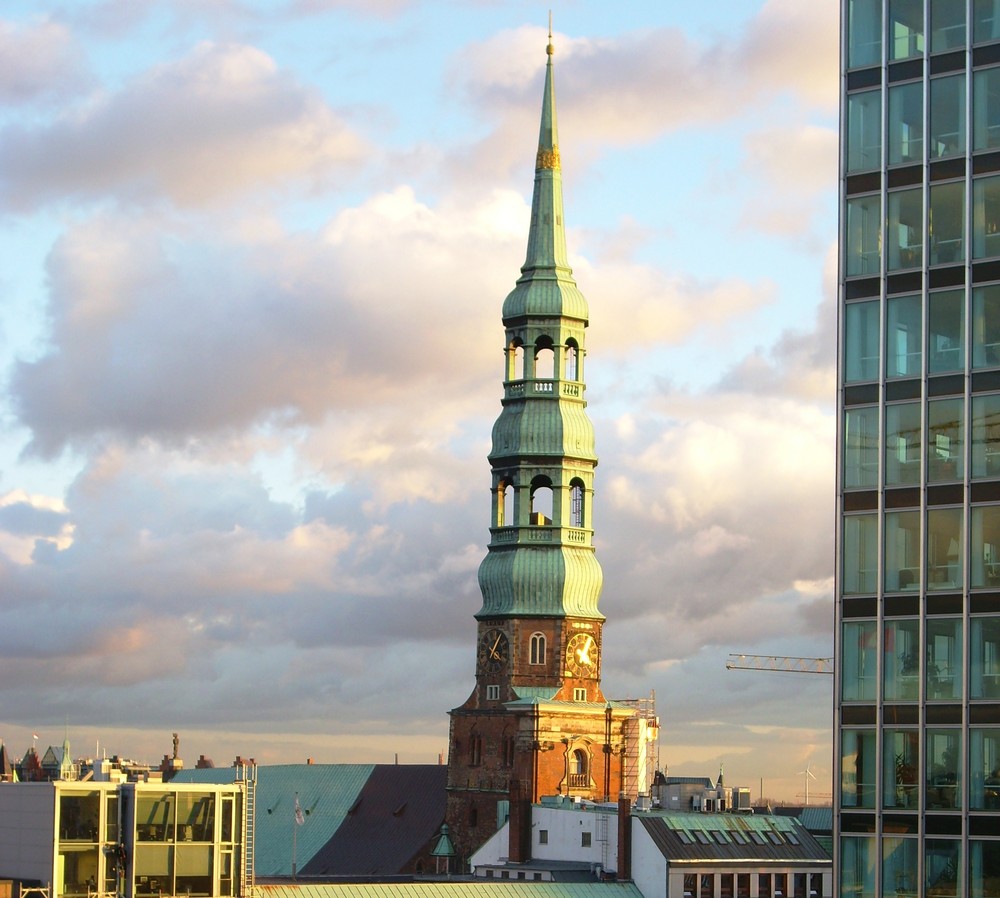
[535,146,560,170]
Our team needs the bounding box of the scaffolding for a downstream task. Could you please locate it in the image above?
[236,762,256,898]
[613,690,659,800]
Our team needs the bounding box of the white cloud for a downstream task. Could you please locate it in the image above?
[0,16,91,104]
[0,41,367,210]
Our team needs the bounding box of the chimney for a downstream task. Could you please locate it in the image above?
[508,780,531,863]
[617,795,632,881]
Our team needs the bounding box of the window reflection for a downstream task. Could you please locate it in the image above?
[929,182,965,265]
[891,0,925,60]
[884,729,920,809]
[848,90,882,172]
[842,729,877,807]
[970,728,1000,809]
[845,408,879,489]
[886,404,921,485]
[928,289,965,374]
[926,729,962,810]
[847,195,882,276]
[842,620,877,701]
[888,190,924,270]
[971,506,1000,587]
[974,177,1000,259]
[845,301,880,382]
[928,400,964,483]
[972,394,1000,478]
[971,617,1000,699]
[886,510,921,591]
[927,508,963,591]
[931,74,967,159]
[889,81,924,165]
[926,618,962,700]
[887,295,922,377]
[885,618,921,700]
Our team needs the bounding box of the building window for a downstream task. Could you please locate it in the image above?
[530,632,546,665]
[975,66,1000,151]
[793,873,807,898]
[929,181,965,265]
[840,836,876,898]
[883,836,919,895]
[927,728,962,810]
[843,408,879,489]
[570,748,589,788]
[886,402,921,485]
[970,616,1000,698]
[931,73,967,159]
[486,684,500,701]
[848,0,882,67]
[884,728,920,809]
[845,195,881,276]
[928,289,965,374]
[972,508,1000,588]
[927,507,963,591]
[684,874,697,897]
[887,294,922,378]
[887,189,923,270]
[973,286,1000,368]
[844,301,880,383]
[927,618,962,700]
[931,0,966,51]
[890,0,924,60]
[773,873,787,897]
[565,341,579,381]
[569,480,584,527]
[737,873,751,898]
[470,736,483,766]
[971,730,1000,809]
[926,839,962,896]
[581,831,591,848]
[847,89,881,172]
[973,176,1000,259]
[700,874,714,898]
[972,394,1000,476]
[539,829,548,844]
[889,80,923,164]
[885,510,921,592]
[843,514,877,594]
[885,618,921,700]
[573,687,587,702]
[842,620,877,701]
[842,729,877,808]
[759,873,772,898]
[970,840,1000,897]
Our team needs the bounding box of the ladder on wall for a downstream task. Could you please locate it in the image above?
[237,763,256,898]
[596,811,610,874]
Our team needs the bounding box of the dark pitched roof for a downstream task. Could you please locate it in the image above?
[302,764,447,876]
[637,812,830,866]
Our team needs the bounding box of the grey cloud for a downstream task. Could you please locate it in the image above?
[0,17,92,104]
[0,501,68,537]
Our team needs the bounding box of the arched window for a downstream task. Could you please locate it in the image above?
[470,735,483,766]
[508,340,525,381]
[497,480,512,527]
[570,748,589,787]
[569,480,584,528]
[530,632,546,665]
[534,337,555,379]
[565,341,579,381]
[530,477,553,526]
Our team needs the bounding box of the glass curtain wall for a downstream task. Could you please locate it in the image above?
[838,1,1000,896]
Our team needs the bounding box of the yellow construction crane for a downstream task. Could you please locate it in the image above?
[726,653,834,675]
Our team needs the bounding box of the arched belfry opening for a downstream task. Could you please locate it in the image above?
[530,476,553,525]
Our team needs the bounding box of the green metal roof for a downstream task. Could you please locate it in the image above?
[258,883,644,898]
[172,764,375,876]
[477,546,603,619]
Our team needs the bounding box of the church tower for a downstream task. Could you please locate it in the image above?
[446,31,636,862]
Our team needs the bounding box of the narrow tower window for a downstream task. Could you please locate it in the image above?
[529,632,546,665]
[496,480,512,527]
[570,480,585,527]
[507,340,525,381]
[565,342,579,381]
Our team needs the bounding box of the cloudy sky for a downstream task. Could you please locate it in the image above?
[0,0,839,802]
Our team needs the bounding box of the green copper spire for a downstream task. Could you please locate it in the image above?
[478,33,603,623]
[502,32,589,324]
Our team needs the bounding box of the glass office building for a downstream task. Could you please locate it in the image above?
[838,2,1000,895]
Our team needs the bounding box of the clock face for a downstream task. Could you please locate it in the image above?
[565,632,598,677]
[478,628,509,674]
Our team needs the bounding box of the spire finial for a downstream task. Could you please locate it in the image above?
[547,11,554,56]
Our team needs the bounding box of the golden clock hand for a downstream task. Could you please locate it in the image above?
[490,634,503,658]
